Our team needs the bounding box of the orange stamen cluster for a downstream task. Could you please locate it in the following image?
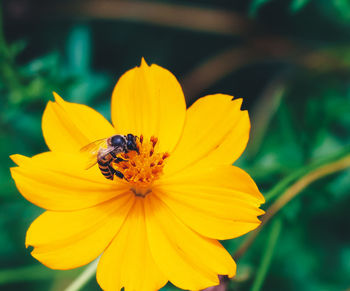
[113,135,169,195]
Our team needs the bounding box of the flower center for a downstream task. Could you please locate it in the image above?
[113,135,169,196]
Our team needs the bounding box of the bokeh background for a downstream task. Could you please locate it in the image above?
[1,0,350,290]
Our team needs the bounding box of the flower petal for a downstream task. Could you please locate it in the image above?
[26,194,134,270]
[10,152,129,211]
[97,198,167,291]
[145,195,236,290]
[42,93,116,152]
[111,59,186,152]
[155,165,264,240]
[165,94,250,175]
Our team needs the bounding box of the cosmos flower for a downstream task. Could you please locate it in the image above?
[10,59,264,291]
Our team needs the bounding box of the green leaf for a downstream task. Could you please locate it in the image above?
[332,0,350,20]
[249,0,274,17]
[7,40,27,58]
[66,25,92,75]
[290,0,311,13]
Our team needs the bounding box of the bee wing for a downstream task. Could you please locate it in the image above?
[84,157,99,170]
[80,138,109,170]
[80,138,108,155]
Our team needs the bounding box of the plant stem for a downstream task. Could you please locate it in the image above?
[265,145,350,202]
[234,149,350,259]
[64,259,99,291]
[250,218,282,291]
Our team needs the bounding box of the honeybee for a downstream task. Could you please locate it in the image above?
[80,134,138,180]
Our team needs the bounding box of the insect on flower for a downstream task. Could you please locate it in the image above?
[10,58,265,291]
[80,134,139,180]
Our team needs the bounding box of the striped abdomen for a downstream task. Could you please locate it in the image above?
[98,153,115,180]
[98,152,124,180]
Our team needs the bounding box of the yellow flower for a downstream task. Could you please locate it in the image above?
[10,59,264,291]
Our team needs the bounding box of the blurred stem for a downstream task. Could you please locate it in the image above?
[28,0,251,36]
[234,147,350,259]
[250,218,282,291]
[182,39,350,101]
[64,259,99,291]
[265,145,350,202]
[247,74,287,157]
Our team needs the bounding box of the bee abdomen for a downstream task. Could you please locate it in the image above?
[97,153,125,180]
[98,159,114,180]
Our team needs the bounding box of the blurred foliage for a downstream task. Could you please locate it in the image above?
[249,0,312,16]
[1,0,350,290]
[250,0,350,17]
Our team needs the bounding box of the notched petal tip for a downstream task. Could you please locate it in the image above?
[25,230,34,249]
[52,91,64,103]
[257,208,266,216]
[43,91,116,152]
[42,100,54,115]
[255,191,265,204]
[226,259,237,278]
[112,58,186,153]
[10,154,29,165]
[234,97,243,108]
[30,250,72,270]
[9,167,20,184]
[140,57,149,67]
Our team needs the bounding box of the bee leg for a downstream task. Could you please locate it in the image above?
[114,170,124,179]
[115,157,126,163]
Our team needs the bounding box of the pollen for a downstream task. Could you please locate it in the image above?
[113,135,169,195]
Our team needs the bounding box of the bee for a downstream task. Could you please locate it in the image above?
[80,134,138,180]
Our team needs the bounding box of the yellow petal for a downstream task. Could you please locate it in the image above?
[156,165,264,240]
[165,94,250,175]
[97,198,167,291]
[111,59,186,152]
[10,152,129,211]
[144,195,236,290]
[42,92,116,152]
[26,194,134,270]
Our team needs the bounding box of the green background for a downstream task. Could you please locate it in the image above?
[1,0,349,290]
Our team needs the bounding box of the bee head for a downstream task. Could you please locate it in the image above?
[110,135,126,148]
[126,134,139,153]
